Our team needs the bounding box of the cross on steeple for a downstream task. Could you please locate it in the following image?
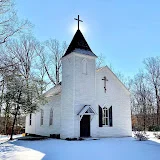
[74,15,83,30]
[102,76,108,93]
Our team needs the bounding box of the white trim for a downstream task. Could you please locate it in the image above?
[101,103,107,109]
[101,104,112,110]
[78,105,97,122]
[83,113,95,115]
[78,105,97,116]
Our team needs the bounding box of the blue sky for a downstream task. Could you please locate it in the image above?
[16,0,160,78]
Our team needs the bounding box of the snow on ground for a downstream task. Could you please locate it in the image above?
[0,134,22,144]
[0,133,160,160]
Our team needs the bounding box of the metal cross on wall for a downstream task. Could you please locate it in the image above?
[102,76,108,93]
[74,15,83,30]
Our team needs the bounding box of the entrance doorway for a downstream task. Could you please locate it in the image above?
[80,115,90,137]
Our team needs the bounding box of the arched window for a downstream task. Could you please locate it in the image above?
[102,107,109,126]
[82,59,87,74]
[49,108,53,126]
[40,109,44,126]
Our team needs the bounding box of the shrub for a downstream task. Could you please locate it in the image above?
[50,134,60,139]
[153,132,160,139]
[65,138,77,141]
[133,131,149,141]
[148,126,160,131]
[79,137,84,141]
[132,126,144,132]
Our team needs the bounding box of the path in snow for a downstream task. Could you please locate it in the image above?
[0,137,160,160]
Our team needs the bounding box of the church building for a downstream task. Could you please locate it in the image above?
[25,16,132,139]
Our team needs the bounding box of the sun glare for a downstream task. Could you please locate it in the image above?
[70,23,86,34]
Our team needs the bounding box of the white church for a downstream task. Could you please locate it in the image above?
[25,16,132,139]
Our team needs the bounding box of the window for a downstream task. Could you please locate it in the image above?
[29,113,32,126]
[102,107,109,126]
[49,108,53,126]
[82,59,87,74]
[40,109,44,125]
[99,106,113,127]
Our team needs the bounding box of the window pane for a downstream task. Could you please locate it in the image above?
[29,114,32,125]
[106,118,108,125]
[41,110,44,125]
[106,110,108,117]
[49,109,53,125]
[102,118,105,125]
[102,107,109,125]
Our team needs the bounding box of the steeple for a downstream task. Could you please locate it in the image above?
[63,15,97,58]
[63,29,97,58]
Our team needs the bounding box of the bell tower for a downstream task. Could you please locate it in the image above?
[60,16,97,139]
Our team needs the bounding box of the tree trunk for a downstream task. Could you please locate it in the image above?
[10,105,19,140]
[10,90,21,140]
[4,101,10,135]
[154,85,160,126]
[0,79,4,117]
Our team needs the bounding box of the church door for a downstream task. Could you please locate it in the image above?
[80,115,90,137]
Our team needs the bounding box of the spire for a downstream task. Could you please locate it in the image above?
[63,15,97,58]
[63,29,97,57]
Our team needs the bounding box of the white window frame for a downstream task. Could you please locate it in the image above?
[102,107,109,126]
[29,113,32,126]
[40,109,44,126]
[49,108,53,126]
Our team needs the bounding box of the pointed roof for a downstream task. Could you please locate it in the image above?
[63,29,97,57]
[77,105,97,116]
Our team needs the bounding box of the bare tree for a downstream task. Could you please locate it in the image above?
[0,35,47,137]
[0,49,19,117]
[107,64,131,90]
[5,36,37,79]
[38,39,67,86]
[131,71,154,131]
[0,0,30,44]
[144,57,160,125]
[96,53,105,69]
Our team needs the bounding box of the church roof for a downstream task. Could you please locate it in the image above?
[63,29,97,57]
[43,84,61,97]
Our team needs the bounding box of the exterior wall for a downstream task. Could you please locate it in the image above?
[25,94,61,136]
[60,53,75,139]
[73,53,97,138]
[25,54,132,138]
[95,67,132,137]
[25,113,36,135]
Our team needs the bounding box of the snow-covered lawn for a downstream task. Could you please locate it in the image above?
[0,134,22,144]
[0,136,160,160]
